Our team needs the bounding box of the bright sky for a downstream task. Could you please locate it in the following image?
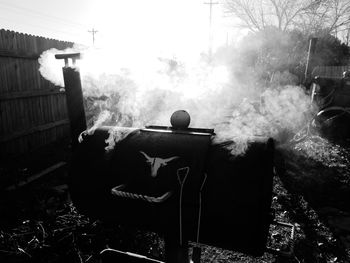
[0,0,239,57]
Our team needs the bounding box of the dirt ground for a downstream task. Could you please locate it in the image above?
[0,136,349,263]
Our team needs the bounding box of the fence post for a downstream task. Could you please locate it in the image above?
[304,37,318,85]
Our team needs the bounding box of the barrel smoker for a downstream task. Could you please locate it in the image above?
[56,54,294,263]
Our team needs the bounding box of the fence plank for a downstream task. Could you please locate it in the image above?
[0,49,40,59]
[312,65,350,79]
[0,89,64,100]
[1,101,9,135]
[0,57,9,93]
[0,119,70,143]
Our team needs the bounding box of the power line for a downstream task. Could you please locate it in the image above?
[0,0,87,28]
[0,16,86,41]
[0,1,88,30]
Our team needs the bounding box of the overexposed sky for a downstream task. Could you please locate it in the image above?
[0,0,239,56]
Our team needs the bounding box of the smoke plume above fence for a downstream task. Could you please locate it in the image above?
[38,46,316,154]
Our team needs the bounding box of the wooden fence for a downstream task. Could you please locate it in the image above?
[312,65,350,79]
[0,29,74,160]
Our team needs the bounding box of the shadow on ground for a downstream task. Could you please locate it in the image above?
[274,138,350,262]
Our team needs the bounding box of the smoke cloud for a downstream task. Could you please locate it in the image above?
[38,46,317,155]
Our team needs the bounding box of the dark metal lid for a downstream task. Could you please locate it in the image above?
[143,125,214,136]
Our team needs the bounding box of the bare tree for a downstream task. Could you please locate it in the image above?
[224,0,318,32]
[323,0,350,35]
[225,0,350,35]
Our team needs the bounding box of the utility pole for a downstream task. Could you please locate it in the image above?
[204,0,219,57]
[88,28,98,46]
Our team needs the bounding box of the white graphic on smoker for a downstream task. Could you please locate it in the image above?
[140,151,179,177]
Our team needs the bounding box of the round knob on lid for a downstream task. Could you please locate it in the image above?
[170,110,191,129]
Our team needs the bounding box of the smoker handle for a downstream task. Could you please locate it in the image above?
[111,184,172,204]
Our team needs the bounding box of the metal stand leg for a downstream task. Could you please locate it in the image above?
[164,235,189,263]
[192,246,201,263]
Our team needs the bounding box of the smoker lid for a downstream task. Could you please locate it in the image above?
[141,110,215,136]
[143,125,214,136]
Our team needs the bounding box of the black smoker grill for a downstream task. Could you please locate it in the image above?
[56,54,294,263]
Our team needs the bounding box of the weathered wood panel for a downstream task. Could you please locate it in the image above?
[0,29,74,159]
[312,66,350,79]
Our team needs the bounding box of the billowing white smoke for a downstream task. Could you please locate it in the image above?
[215,85,315,154]
[38,47,316,154]
[38,48,66,87]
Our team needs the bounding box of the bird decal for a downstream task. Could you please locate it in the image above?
[140,151,179,177]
